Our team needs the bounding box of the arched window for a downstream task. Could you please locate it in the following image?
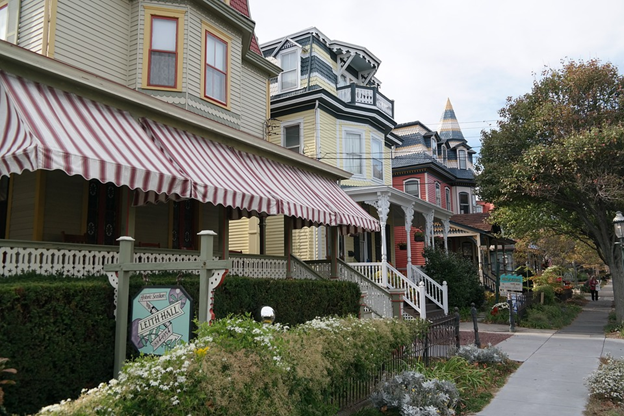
[404,179,420,198]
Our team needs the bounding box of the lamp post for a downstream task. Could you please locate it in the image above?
[614,211,624,272]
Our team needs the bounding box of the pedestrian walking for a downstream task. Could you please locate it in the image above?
[588,275,599,301]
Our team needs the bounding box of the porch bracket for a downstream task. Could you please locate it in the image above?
[423,210,435,247]
[442,218,450,253]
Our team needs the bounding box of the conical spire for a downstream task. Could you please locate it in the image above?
[438,98,465,141]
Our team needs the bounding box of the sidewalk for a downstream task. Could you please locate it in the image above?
[464,282,624,416]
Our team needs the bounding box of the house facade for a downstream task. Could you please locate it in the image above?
[256,28,452,318]
[0,1,379,281]
[392,99,513,286]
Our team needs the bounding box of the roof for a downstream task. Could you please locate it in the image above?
[392,152,436,168]
[450,213,494,232]
[438,98,466,142]
[229,0,262,55]
[396,132,426,148]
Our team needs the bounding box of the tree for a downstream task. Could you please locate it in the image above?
[477,59,624,321]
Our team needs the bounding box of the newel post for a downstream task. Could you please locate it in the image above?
[113,236,134,377]
[418,281,427,320]
[198,230,215,323]
[442,281,449,315]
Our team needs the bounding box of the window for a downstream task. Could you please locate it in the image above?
[459,192,470,214]
[282,122,302,153]
[201,22,231,108]
[442,147,447,163]
[142,6,185,91]
[435,182,441,206]
[279,49,300,92]
[371,136,384,181]
[0,3,7,41]
[204,32,228,104]
[344,131,363,175]
[431,138,437,158]
[445,187,451,211]
[459,149,467,169]
[404,179,420,198]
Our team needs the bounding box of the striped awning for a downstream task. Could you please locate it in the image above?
[142,119,379,232]
[0,71,192,200]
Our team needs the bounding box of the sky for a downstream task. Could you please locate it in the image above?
[249,0,624,153]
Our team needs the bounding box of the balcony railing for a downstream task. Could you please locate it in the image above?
[337,84,394,118]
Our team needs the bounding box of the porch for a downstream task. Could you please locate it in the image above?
[0,239,448,320]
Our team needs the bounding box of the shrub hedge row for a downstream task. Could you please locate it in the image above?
[0,273,360,415]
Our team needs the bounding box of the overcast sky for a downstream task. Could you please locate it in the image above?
[250,0,624,153]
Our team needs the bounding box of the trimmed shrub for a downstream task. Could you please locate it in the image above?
[0,273,360,414]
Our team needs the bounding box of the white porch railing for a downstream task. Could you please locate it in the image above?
[0,241,325,281]
[410,265,448,315]
[350,262,448,319]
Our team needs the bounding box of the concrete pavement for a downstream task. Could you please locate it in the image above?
[462,282,624,416]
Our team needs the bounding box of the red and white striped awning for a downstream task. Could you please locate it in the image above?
[142,119,379,232]
[0,71,192,200]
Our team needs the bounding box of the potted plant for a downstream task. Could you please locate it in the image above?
[413,229,425,242]
[397,242,407,250]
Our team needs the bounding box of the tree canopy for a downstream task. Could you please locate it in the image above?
[477,59,624,320]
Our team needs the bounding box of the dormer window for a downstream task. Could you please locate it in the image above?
[279,49,300,92]
[432,138,437,158]
[142,6,185,91]
[459,149,467,169]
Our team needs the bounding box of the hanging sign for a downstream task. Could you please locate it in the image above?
[130,286,193,355]
[499,274,523,292]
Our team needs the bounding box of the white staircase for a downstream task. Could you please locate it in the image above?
[349,262,448,320]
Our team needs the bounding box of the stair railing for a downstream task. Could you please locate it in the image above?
[410,265,449,315]
[351,262,425,319]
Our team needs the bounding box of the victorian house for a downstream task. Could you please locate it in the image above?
[0,0,393,306]
[392,99,513,289]
[259,28,452,318]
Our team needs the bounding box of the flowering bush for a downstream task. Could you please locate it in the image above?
[586,355,624,403]
[490,302,509,316]
[370,371,459,416]
[36,315,428,415]
[453,344,509,365]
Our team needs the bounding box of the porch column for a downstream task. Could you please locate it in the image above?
[329,226,339,279]
[221,210,230,260]
[442,218,450,254]
[402,204,414,281]
[121,188,136,238]
[423,210,434,247]
[366,191,390,287]
[259,216,266,255]
[284,216,293,278]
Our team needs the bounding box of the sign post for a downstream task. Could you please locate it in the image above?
[105,230,230,377]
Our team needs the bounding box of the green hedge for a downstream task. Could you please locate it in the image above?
[0,273,360,415]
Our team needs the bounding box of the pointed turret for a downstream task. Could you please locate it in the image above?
[438,98,466,142]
